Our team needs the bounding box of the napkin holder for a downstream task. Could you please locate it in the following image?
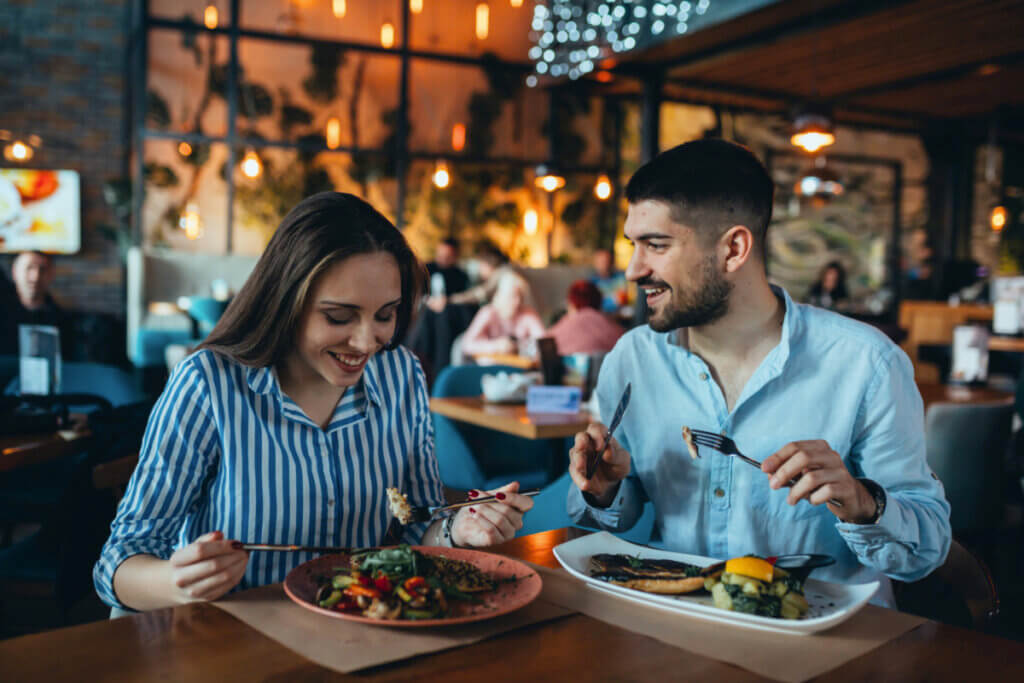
[526,385,581,414]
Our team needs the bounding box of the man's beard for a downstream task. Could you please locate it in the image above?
[645,256,732,332]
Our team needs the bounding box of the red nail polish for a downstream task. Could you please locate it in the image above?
[496,492,506,500]
[468,490,479,498]
[469,508,476,513]
[231,541,243,550]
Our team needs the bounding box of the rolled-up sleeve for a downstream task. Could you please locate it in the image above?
[837,347,952,581]
[93,360,220,608]
[403,355,445,545]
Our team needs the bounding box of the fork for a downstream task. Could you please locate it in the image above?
[687,429,843,508]
[402,489,542,523]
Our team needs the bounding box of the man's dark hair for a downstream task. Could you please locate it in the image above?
[440,237,460,251]
[625,138,774,261]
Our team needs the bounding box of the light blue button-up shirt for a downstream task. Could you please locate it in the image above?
[568,287,951,606]
[94,347,444,609]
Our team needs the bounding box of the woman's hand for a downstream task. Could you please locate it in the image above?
[167,530,249,603]
[450,482,534,547]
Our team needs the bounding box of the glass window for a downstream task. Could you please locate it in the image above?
[148,29,229,138]
[142,139,229,253]
[408,0,533,62]
[240,0,402,46]
[151,0,232,26]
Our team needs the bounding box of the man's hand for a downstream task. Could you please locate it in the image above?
[761,440,877,523]
[568,422,631,507]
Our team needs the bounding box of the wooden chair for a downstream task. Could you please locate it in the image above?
[894,540,1000,631]
[92,453,140,503]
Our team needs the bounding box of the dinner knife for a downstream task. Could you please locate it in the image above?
[586,382,631,479]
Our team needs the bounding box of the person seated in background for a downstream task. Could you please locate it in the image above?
[94,192,532,612]
[461,271,545,358]
[806,260,849,309]
[589,247,628,314]
[0,250,68,355]
[425,237,469,300]
[547,280,625,356]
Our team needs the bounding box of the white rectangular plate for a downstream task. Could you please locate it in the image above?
[553,532,879,636]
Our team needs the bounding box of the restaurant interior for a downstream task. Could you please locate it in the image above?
[3,0,1024,678]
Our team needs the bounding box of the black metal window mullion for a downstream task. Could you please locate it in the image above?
[225,0,240,253]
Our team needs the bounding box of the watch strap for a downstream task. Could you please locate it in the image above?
[856,477,887,524]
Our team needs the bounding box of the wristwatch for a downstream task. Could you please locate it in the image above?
[856,477,887,524]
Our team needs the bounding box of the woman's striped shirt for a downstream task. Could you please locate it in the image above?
[93,346,444,608]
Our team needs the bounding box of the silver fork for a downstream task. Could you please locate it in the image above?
[403,489,542,523]
[688,429,843,508]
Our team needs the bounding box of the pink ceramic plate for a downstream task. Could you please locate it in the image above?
[283,546,542,627]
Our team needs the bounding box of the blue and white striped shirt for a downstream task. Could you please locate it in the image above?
[93,346,444,609]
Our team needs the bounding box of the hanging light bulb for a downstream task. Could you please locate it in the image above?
[594,174,612,200]
[381,22,396,48]
[451,123,466,152]
[523,208,538,235]
[991,205,1008,232]
[432,160,450,189]
[790,106,836,153]
[332,0,346,18]
[795,157,844,200]
[510,0,523,7]
[177,141,193,158]
[410,0,423,14]
[325,117,341,150]
[3,140,33,162]
[241,149,262,179]
[203,4,218,30]
[180,202,203,240]
[534,163,565,192]
[475,3,489,40]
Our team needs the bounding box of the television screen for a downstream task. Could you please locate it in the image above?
[0,169,81,254]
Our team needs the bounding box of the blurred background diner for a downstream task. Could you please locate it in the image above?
[2,0,1024,648]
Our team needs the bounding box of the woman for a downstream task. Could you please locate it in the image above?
[807,260,849,309]
[460,270,545,358]
[94,193,532,611]
[547,280,624,356]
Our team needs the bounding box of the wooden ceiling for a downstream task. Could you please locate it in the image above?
[612,0,1024,137]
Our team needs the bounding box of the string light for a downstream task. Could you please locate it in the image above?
[332,0,346,18]
[451,123,466,152]
[380,22,395,48]
[476,3,489,40]
[325,117,341,150]
[180,202,202,240]
[241,149,262,179]
[203,4,218,30]
[432,160,450,189]
[410,0,423,14]
[3,140,33,162]
[594,174,612,200]
[523,208,538,235]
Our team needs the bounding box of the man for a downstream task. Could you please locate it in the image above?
[1,251,66,355]
[589,247,627,314]
[425,237,469,305]
[567,139,950,606]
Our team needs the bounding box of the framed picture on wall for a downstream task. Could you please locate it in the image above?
[0,168,81,254]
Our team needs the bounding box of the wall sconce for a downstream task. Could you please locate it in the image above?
[790,106,835,154]
[241,149,262,179]
[991,205,1008,232]
[594,174,612,200]
[432,160,450,189]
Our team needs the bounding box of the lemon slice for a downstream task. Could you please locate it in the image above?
[724,556,774,583]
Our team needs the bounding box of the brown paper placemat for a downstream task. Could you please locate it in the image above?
[533,565,925,683]
[212,583,572,674]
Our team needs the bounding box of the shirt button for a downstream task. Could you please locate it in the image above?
[699,372,709,381]
[327,499,335,506]
[714,488,725,498]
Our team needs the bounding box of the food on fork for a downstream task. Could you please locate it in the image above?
[681,426,700,460]
[589,553,706,594]
[313,545,499,620]
[386,487,414,525]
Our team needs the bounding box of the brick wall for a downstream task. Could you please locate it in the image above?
[0,0,128,315]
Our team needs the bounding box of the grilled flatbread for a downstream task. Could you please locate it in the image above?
[589,553,706,595]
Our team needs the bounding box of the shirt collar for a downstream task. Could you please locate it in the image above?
[245,357,384,408]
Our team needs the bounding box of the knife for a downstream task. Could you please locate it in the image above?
[586,382,631,479]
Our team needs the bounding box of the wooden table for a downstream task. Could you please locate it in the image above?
[988,335,1024,353]
[0,431,90,474]
[430,396,591,439]
[916,381,1014,412]
[2,528,1023,681]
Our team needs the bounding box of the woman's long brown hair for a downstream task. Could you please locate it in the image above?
[197,192,425,367]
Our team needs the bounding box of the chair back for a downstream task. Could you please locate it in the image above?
[5,361,143,409]
[894,539,999,630]
[925,400,1013,534]
[92,453,140,502]
[431,364,566,491]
